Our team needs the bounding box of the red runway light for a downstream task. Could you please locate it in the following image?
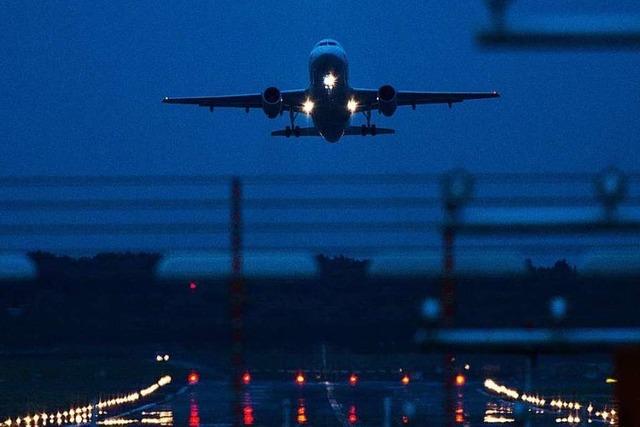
[348,405,358,424]
[401,374,410,385]
[349,373,358,386]
[296,401,307,424]
[295,372,306,385]
[189,399,200,427]
[455,373,466,387]
[242,371,251,385]
[188,371,200,385]
[401,415,410,424]
[189,281,197,290]
[243,405,254,425]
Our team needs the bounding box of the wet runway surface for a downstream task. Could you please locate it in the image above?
[108,376,594,426]
[0,354,616,426]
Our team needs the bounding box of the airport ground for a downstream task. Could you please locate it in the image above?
[0,255,630,424]
[0,347,616,426]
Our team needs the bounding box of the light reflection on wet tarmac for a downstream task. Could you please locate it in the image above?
[99,377,613,426]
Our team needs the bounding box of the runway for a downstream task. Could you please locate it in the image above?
[0,352,616,426]
[104,374,583,426]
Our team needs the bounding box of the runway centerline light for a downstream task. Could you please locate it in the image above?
[302,99,314,115]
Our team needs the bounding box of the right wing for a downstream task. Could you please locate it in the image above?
[162,90,307,112]
[351,88,499,111]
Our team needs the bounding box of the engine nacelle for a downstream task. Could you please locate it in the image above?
[262,87,282,118]
[377,85,397,117]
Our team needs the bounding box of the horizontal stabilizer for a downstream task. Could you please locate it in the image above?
[271,127,320,137]
[272,126,395,138]
[344,126,395,136]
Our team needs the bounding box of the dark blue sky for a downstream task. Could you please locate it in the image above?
[1,1,639,176]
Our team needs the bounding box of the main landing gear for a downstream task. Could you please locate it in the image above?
[360,108,377,136]
[284,109,301,137]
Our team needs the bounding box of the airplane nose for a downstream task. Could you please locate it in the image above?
[324,51,348,65]
[317,51,341,61]
[310,50,345,68]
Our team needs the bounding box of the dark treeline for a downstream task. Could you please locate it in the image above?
[0,252,637,352]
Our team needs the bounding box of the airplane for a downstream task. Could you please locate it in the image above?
[162,39,499,143]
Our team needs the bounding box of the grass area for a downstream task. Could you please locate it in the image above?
[0,351,184,418]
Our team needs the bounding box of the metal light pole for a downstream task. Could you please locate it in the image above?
[230,177,245,427]
[440,169,474,426]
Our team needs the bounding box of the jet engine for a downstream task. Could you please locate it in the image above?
[262,87,283,118]
[377,85,397,116]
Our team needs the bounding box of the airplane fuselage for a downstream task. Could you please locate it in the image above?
[307,40,351,143]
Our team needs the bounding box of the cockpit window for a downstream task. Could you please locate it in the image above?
[316,40,339,47]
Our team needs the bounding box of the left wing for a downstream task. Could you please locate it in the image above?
[162,90,307,111]
[351,88,499,111]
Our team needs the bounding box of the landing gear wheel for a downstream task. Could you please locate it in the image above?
[370,124,377,136]
[361,124,368,136]
[284,126,292,138]
[294,126,301,137]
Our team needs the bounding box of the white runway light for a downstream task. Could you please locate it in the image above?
[323,72,337,90]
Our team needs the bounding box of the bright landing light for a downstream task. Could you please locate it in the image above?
[347,98,358,114]
[323,73,337,89]
[302,98,314,114]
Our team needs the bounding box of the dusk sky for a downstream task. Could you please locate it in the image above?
[2,1,639,177]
